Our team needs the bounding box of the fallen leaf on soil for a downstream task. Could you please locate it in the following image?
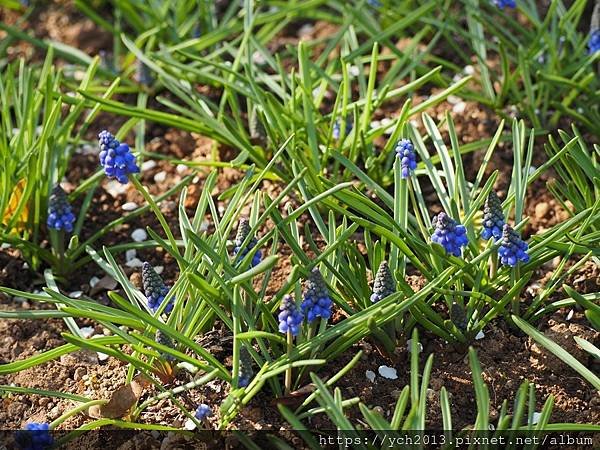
[271,383,315,407]
[89,275,118,295]
[87,375,151,419]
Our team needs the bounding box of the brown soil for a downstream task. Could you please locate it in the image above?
[0,3,598,450]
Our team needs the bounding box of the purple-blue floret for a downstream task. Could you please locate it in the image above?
[142,262,174,314]
[301,267,333,323]
[47,185,75,232]
[194,404,212,420]
[481,191,505,240]
[278,294,303,337]
[588,30,600,55]
[431,212,469,257]
[15,422,53,450]
[498,224,529,267]
[493,0,516,9]
[395,139,417,179]
[98,130,139,184]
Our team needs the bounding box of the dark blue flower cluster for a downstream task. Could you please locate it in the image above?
[15,422,53,450]
[588,30,600,55]
[370,261,396,303]
[367,0,382,6]
[395,139,417,179]
[195,404,212,420]
[493,0,516,9]
[233,217,262,267]
[431,212,469,257]
[498,224,529,267]
[301,267,333,323]
[155,330,176,361]
[332,119,352,140]
[47,185,75,232]
[98,130,139,184]
[278,294,303,336]
[481,191,505,240]
[142,262,174,314]
[238,347,253,388]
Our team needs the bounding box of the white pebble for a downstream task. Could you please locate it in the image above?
[125,249,137,262]
[121,202,138,211]
[566,309,574,321]
[69,291,83,299]
[97,352,109,361]
[176,164,188,174]
[447,95,461,105]
[529,412,542,425]
[370,120,381,129]
[475,330,485,340]
[105,180,128,198]
[89,276,100,288]
[154,265,164,275]
[154,171,167,183]
[252,51,266,65]
[349,65,360,77]
[452,102,467,114]
[366,370,376,383]
[125,258,143,268]
[378,365,398,380]
[464,65,475,75]
[141,160,157,171]
[80,326,95,338]
[131,228,147,242]
[184,418,197,431]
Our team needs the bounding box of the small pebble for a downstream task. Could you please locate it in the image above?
[407,339,423,353]
[378,365,398,380]
[105,180,128,198]
[154,266,164,275]
[365,370,376,383]
[141,160,157,171]
[89,276,100,288]
[566,309,574,321]
[131,228,147,242]
[125,249,137,262]
[122,202,138,211]
[176,164,188,174]
[80,326,95,338]
[475,330,485,340]
[125,258,143,268]
[154,171,167,183]
[452,102,466,114]
[70,291,83,299]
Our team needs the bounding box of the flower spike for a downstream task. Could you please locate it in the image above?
[370,261,396,303]
[481,191,505,240]
[47,185,75,232]
[98,130,139,184]
[498,224,529,267]
[277,294,303,337]
[142,262,174,314]
[301,267,333,323]
[431,212,469,257]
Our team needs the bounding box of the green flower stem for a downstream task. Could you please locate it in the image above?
[392,157,408,277]
[49,399,108,429]
[130,175,181,269]
[489,248,498,279]
[232,288,241,389]
[285,330,293,395]
[511,265,521,317]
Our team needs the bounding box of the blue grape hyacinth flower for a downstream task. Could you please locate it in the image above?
[588,30,600,54]
[142,262,174,314]
[195,404,212,421]
[498,224,529,267]
[238,347,253,388]
[278,294,303,337]
[481,191,505,240]
[301,267,333,323]
[233,217,262,267]
[493,0,516,9]
[98,130,139,184]
[395,139,417,179]
[332,118,353,140]
[370,261,396,303]
[47,185,75,232]
[15,422,53,450]
[431,212,469,257]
